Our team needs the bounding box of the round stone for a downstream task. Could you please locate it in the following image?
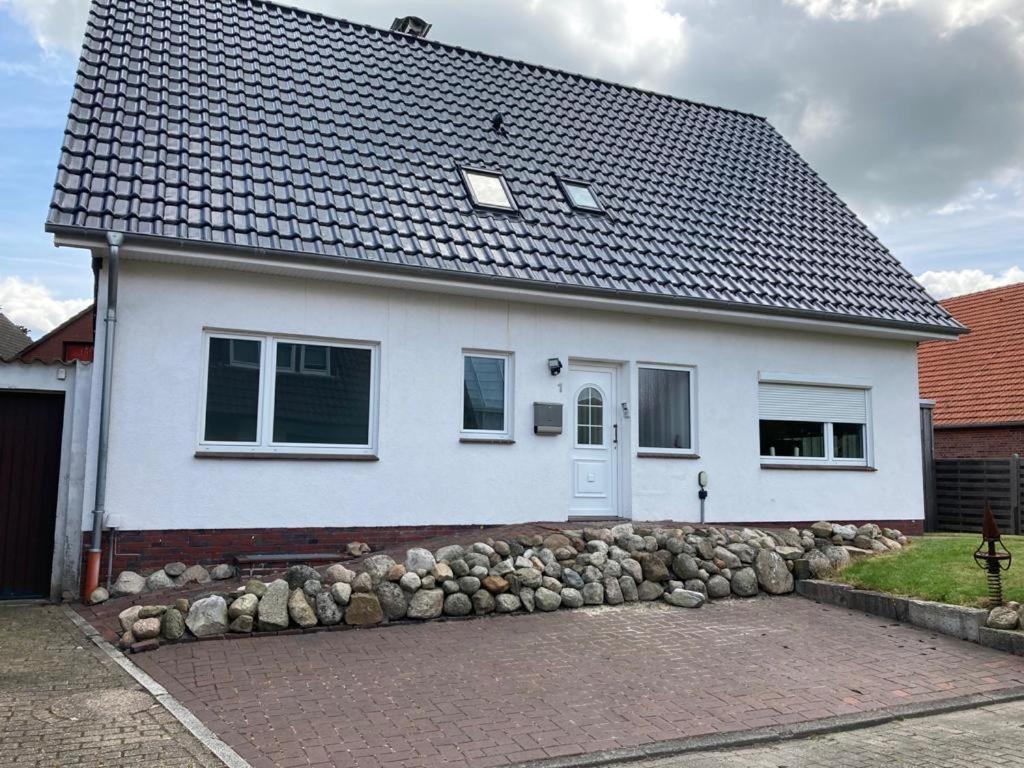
[443,592,472,616]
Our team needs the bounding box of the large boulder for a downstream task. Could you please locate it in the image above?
[228,593,258,619]
[186,595,229,637]
[363,554,397,584]
[754,550,794,595]
[375,582,408,620]
[534,587,562,611]
[582,582,604,605]
[160,608,186,640]
[987,606,1020,630]
[471,589,495,615]
[434,544,465,562]
[345,593,384,625]
[821,545,851,571]
[560,587,584,608]
[407,589,444,620]
[178,564,211,585]
[618,576,639,602]
[663,589,706,608]
[330,582,352,605]
[671,554,699,581]
[495,593,522,613]
[131,617,161,640]
[111,571,146,598]
[730,567,758,597]
[713,546,742,570]
[443,592,472,616]
[405,547,436,573]
[810,521,834,539]
[315,590,343,626]
[210,563,235,580]
[288,589,317,628]
[257,579,290,631]
[145,570,175,592]
[639,555,670,582]
[323,563,355,585]
[706,575,731,599]
[163,562,187,577]
[637,580,665,601]
[805,549,832,577]
[285,565,320,590]
[118,606,143,633]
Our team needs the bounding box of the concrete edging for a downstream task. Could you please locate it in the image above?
[62,605,253,768]
[794,579,1018,652]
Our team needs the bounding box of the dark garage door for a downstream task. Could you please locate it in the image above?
[0,392,64,599]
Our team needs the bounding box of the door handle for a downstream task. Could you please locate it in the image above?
[613,423,618,445]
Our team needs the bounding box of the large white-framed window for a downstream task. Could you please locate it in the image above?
[637,363,697,456]
[461,350,513,440]
[197,330,379,456]
[758,380,871,467]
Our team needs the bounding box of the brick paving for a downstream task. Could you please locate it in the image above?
[632,697,1024,767]
[132,596,1024,768]
[0,604,219,767]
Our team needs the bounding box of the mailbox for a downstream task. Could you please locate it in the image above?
[533,402,563,435]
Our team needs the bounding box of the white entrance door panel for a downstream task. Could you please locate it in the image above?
[568,365,617,517]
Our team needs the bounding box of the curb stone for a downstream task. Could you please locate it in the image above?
[508,686,1024,768]
[61,605,252,768]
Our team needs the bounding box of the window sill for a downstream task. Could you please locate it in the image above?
[637,452,700,460]
[459,437,515,445]
[760,463,876,472]
[195,451,379,461]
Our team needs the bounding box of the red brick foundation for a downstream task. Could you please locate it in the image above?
[934,425,1024,459]
[84,517,924,574]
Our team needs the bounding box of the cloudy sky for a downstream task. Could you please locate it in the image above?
[0,0,1022,335]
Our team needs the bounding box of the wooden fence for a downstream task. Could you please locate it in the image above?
[934,456,1023,534]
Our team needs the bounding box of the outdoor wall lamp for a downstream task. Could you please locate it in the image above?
[547,358,563,376]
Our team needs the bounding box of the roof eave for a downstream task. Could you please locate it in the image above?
[48,224,966,341]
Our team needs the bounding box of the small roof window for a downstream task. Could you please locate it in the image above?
[461,168,516,211]
[559,178,602,212]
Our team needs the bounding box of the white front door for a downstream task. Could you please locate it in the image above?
[568,364,618,518]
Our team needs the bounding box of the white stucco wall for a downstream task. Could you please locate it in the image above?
[97,259,926,530]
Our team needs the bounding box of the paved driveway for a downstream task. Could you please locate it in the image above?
[133,596,1024,768]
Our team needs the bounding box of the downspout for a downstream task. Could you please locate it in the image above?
[83,231,123,600]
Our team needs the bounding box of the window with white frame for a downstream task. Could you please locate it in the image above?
[638,364,695,454]
[462,351,512,438]
[758,382,869,465]
[199,332,378,455]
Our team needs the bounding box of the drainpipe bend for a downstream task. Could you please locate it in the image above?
[83,231,122,600]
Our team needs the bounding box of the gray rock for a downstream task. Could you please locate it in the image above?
[442,580,460,595]
[257,580,290,631]
[228,593,259,619]
[444,592,472,616]
[210,563,235,580]
[706,575,731,599]
[186,595,229,637]
[330,582,352,605]
[754,550,794,595]
[375,582,408,620]
[111,571,146,597]
[639,555,669,582]
[713,546,742,569]
[132,617,161,640]
[543,560,563,578]
[315,589,343,625]
[603,576,624,605]
[684,579,708,597]
[516,567,543,588]
[775,546,804,561]
[987,605,1020,630]
[435,544,465,562]
[696,539,716,560]
[617,533,646,552]
[118,605,143,633]
[562,568,584,589]
[163,562,187,577]
[362,554,397,584]
[432,562,455,582]
[810,521,834,539]
[582,581,605,605]
[805,549,832,577]
[671,553,699,580]
[177,564,211,586]
[284,564,319,590]
[245,579,268,597]
[464,552,490,570]
[88,587,109,605]
[451,559,471,577]
[730,567,758,597]
[534,587,562,611]
[405,547,436,573]
[821,545,852,571]
[470,565,489,579]
[351,572,373,593]
[520,587,536,612]
[600,560,622,580]
[458,576,482,594]
[160,608,185,640]
[638,580,665,601]
[407,589,444,620]
[581,565,603,583]
[288,589,317,628]
[229,615,253,633]
[399,572,421,592]
[664,588,706,608]
[345,593,384,625]
[726,543,756,564]
[490,559,513,577]
[495,593,521,613]
[323,563,355,585]
[560,587,584,608]
[421,575,436,590]
[145,570,175,591]
[303,579,322,597]
[618,576,639,602]
[832,523,857,541]
[471,589,495,615]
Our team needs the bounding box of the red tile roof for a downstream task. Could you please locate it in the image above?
[919,282,1024,425]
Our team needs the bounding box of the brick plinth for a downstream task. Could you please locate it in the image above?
[934,425,1024,459]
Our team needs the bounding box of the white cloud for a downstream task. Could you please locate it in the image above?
[0,277,89,336]
[785,0,913,22]
[0,0,90,53]
[915,266,1024,298]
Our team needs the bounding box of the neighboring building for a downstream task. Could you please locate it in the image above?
[919,283,1024,458]
[18,305,95,363]
[0,312,31,361]
[11,0,963,597]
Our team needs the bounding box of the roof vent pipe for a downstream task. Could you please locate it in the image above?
[390,16,431,37]
[83,231,123,601]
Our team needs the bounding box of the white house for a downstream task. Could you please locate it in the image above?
[25,0,963,599]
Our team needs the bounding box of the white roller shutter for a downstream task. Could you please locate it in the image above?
[758,383,867,423]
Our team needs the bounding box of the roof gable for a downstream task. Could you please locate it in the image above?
[919,282,1024,425]
[48,0,960,334]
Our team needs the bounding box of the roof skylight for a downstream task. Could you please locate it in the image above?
[462,168,516,211]
[560,179,602,212]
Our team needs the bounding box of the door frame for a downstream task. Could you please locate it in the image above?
[566,359,631,521]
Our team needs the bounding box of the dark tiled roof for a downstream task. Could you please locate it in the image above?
[48,0,961,334]
[0,313,31,361]
[919,282,1024,425]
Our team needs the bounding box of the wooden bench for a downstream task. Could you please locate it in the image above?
[234,552,345,578]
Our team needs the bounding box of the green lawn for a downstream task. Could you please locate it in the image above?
[835,534,1024,607]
